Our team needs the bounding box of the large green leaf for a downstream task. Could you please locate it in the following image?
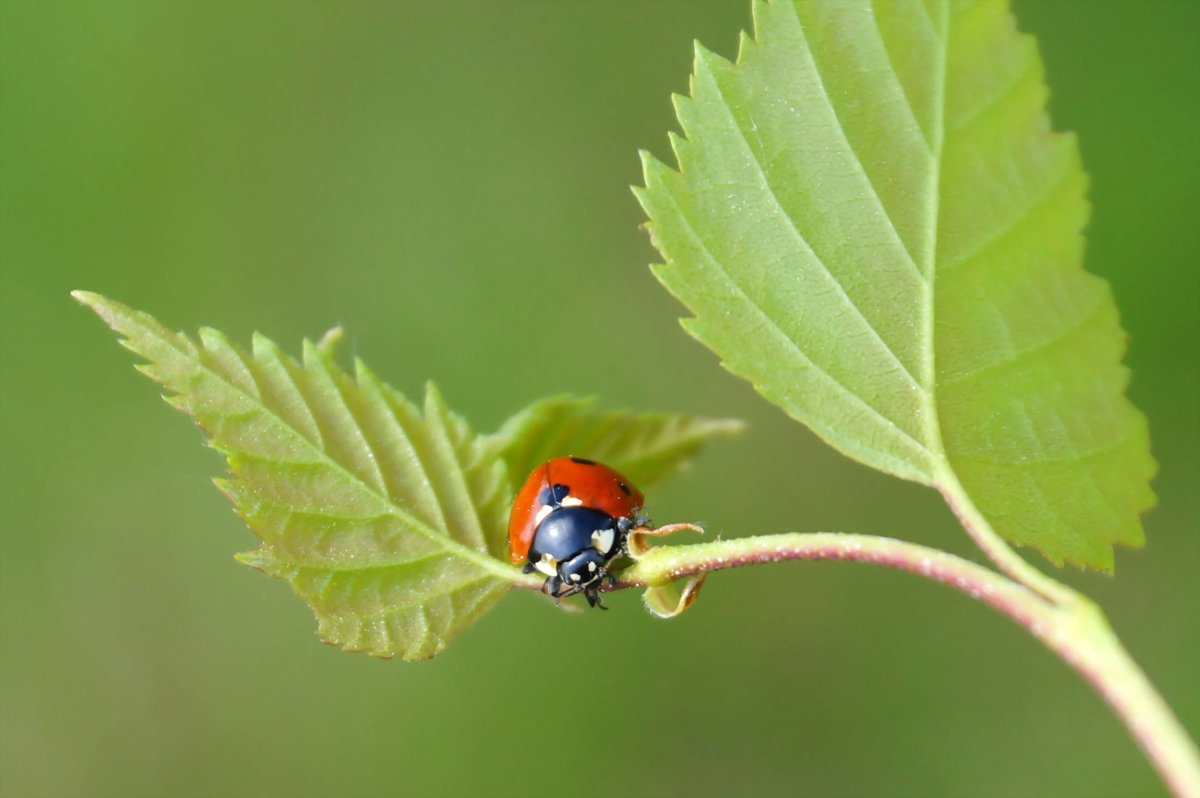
[74,292,514,660]
[635,0,1155,569]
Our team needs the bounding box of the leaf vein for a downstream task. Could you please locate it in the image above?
[953,421,1137,467]
[946,45,1037,137]
[938,153,1075,275]
[322,575,499,623]
[867,2,936,155]
[314,352,389,495]
[707,68,925,396]
[779,3,929,279]
[168,340,512,579]
[658,178,932,462]
[939,290,1107,388]
[258,342,325,449]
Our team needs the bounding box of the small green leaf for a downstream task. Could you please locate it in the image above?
[643,573,708,619]
[74,291,515,660]
[636,0,1155,570]
[491,395,743,494]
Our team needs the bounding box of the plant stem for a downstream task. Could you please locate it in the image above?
[935,466,1078,607]
[616,532,1200,798]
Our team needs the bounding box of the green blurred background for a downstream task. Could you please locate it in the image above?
[2,1,1196,796]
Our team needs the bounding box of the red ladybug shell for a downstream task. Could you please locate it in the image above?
[508,457,644,565]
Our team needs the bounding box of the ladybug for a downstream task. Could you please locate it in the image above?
[508,456,646,608]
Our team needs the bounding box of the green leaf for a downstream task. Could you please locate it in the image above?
[491,395,744,496]
[73,291,515,660]
[635,0,1155,569]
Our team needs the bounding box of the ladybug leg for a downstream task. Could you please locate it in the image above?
[598,568,617,609]
[583,583,608,610]
[546,576,584,603]
[521,562,536,575]
[556,583,584,600]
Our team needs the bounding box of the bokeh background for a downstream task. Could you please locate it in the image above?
[2,2,1196,796]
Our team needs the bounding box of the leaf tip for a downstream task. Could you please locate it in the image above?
[235,548,274,573]
[715,417,750,437]
[317,326,345,355]
[352,356,377,385]
[71,290,123,327]
[300,336,323,366]
[423,380,451,418]
[691,39,720,71]
[634,149,661,186]
[212,476,242,504]
[638,148,677,192]
[735,29,756,64]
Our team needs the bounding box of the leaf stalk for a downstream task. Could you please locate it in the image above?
[615,532,1200,798]
[935,466,1079,607]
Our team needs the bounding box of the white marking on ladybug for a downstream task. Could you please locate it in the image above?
[535,553,558,578]
[591,528,615,555]
[569,572,582,582]
[533,504,554,527]
[560,496,583,507]
[587,561,597,573]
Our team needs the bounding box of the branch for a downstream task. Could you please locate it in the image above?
[613,532,1200,798]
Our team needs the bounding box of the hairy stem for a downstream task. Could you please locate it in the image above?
[614,532,1200,798]
[935,466,1078,607]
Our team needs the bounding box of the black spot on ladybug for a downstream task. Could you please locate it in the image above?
[569,457,597,466]
[536,484,572,506]
[617,482,631,495]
